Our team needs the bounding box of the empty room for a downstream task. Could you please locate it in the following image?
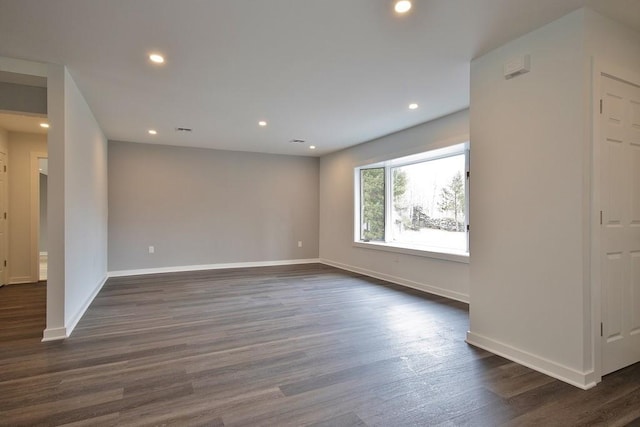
[0,0,639,425]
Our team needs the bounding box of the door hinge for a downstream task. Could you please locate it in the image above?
[466,224,470,232]
[3,260,6,267]
[600,99,603,114]
[600,322,603,337]
[3,212,6,220]
[600,211,603,225]
[466,170,470,179]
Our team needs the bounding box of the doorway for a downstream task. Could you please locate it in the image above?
[0,113,48,285]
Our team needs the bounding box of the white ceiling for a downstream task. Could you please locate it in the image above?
[0,0,638,156]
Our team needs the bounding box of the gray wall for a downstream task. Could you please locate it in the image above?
[319,110,470,302]
[0,82,47,115]
[108,141,320,271]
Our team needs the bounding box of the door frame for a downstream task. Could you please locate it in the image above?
[591,58,640,384]
[30,151,47,283]
[0,150,6,286]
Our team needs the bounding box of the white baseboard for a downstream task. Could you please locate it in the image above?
[108,258,322,278]
[320,258,469,304]
[42,326,67,342]
[9,276,37,285]
[466,331,597,390]
[62,275,109,338]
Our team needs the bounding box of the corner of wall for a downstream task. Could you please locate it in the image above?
[42,326,67,342]
[466,332,597,390]
[64,274,108,337]
[468,9,592,388]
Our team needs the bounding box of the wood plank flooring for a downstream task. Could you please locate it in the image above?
[0,263,639,426]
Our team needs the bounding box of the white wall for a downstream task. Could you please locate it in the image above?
[43,63,109,341]
[62,68,108,333]
[583,8,640,381]
[467,8,640,389]
[319,110,470,302]
[468,9,589,387]
[45,63,66,340]
[7,132,47,284]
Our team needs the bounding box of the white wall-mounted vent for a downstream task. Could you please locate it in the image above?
[290,139,306,144]
[504,54,530,79]
[175,127,192,132]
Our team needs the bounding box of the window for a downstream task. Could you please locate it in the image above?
[355,143,469,260]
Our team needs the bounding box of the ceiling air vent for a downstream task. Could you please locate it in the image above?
[289,139,306,144]
[175,127,192,132]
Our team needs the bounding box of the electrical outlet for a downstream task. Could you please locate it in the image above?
[148,246,155,254]
[298,241,303,248]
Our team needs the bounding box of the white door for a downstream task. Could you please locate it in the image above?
[0,152,6,286]
[600,74,640,375]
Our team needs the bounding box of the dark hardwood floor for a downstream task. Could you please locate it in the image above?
[0,264,639,426]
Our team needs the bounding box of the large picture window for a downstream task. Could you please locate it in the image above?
[355,143,469,259]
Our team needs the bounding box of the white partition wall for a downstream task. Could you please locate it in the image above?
[468,8,640,388]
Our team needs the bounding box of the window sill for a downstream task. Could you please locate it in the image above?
[352,241,469,264]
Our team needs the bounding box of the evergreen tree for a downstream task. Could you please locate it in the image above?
[361,168,385,241]
[438,171,465,230]
[361,168,407,240]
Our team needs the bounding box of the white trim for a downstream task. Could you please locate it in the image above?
[0,151,6,287]
[466,331,597,390]
[590,57,604,386]
[352,241,469,264]
[354,140,470,259]
[64,275,108,337]
[108,258,322,278]
[8,276,35,284]
[320,258,469,303]
[42,326,67,342]
[30,152,47,284]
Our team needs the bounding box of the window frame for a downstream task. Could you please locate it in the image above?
[353,142,470,264]
[359,167,386,242]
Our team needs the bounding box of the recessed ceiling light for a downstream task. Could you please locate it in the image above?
[409,103,419,110]
[40,123,49,128]
[258,121,267,127]
[148,129,157,135]
[395,1,412,14]
[149,53,165,64]
[309,145,316,150]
